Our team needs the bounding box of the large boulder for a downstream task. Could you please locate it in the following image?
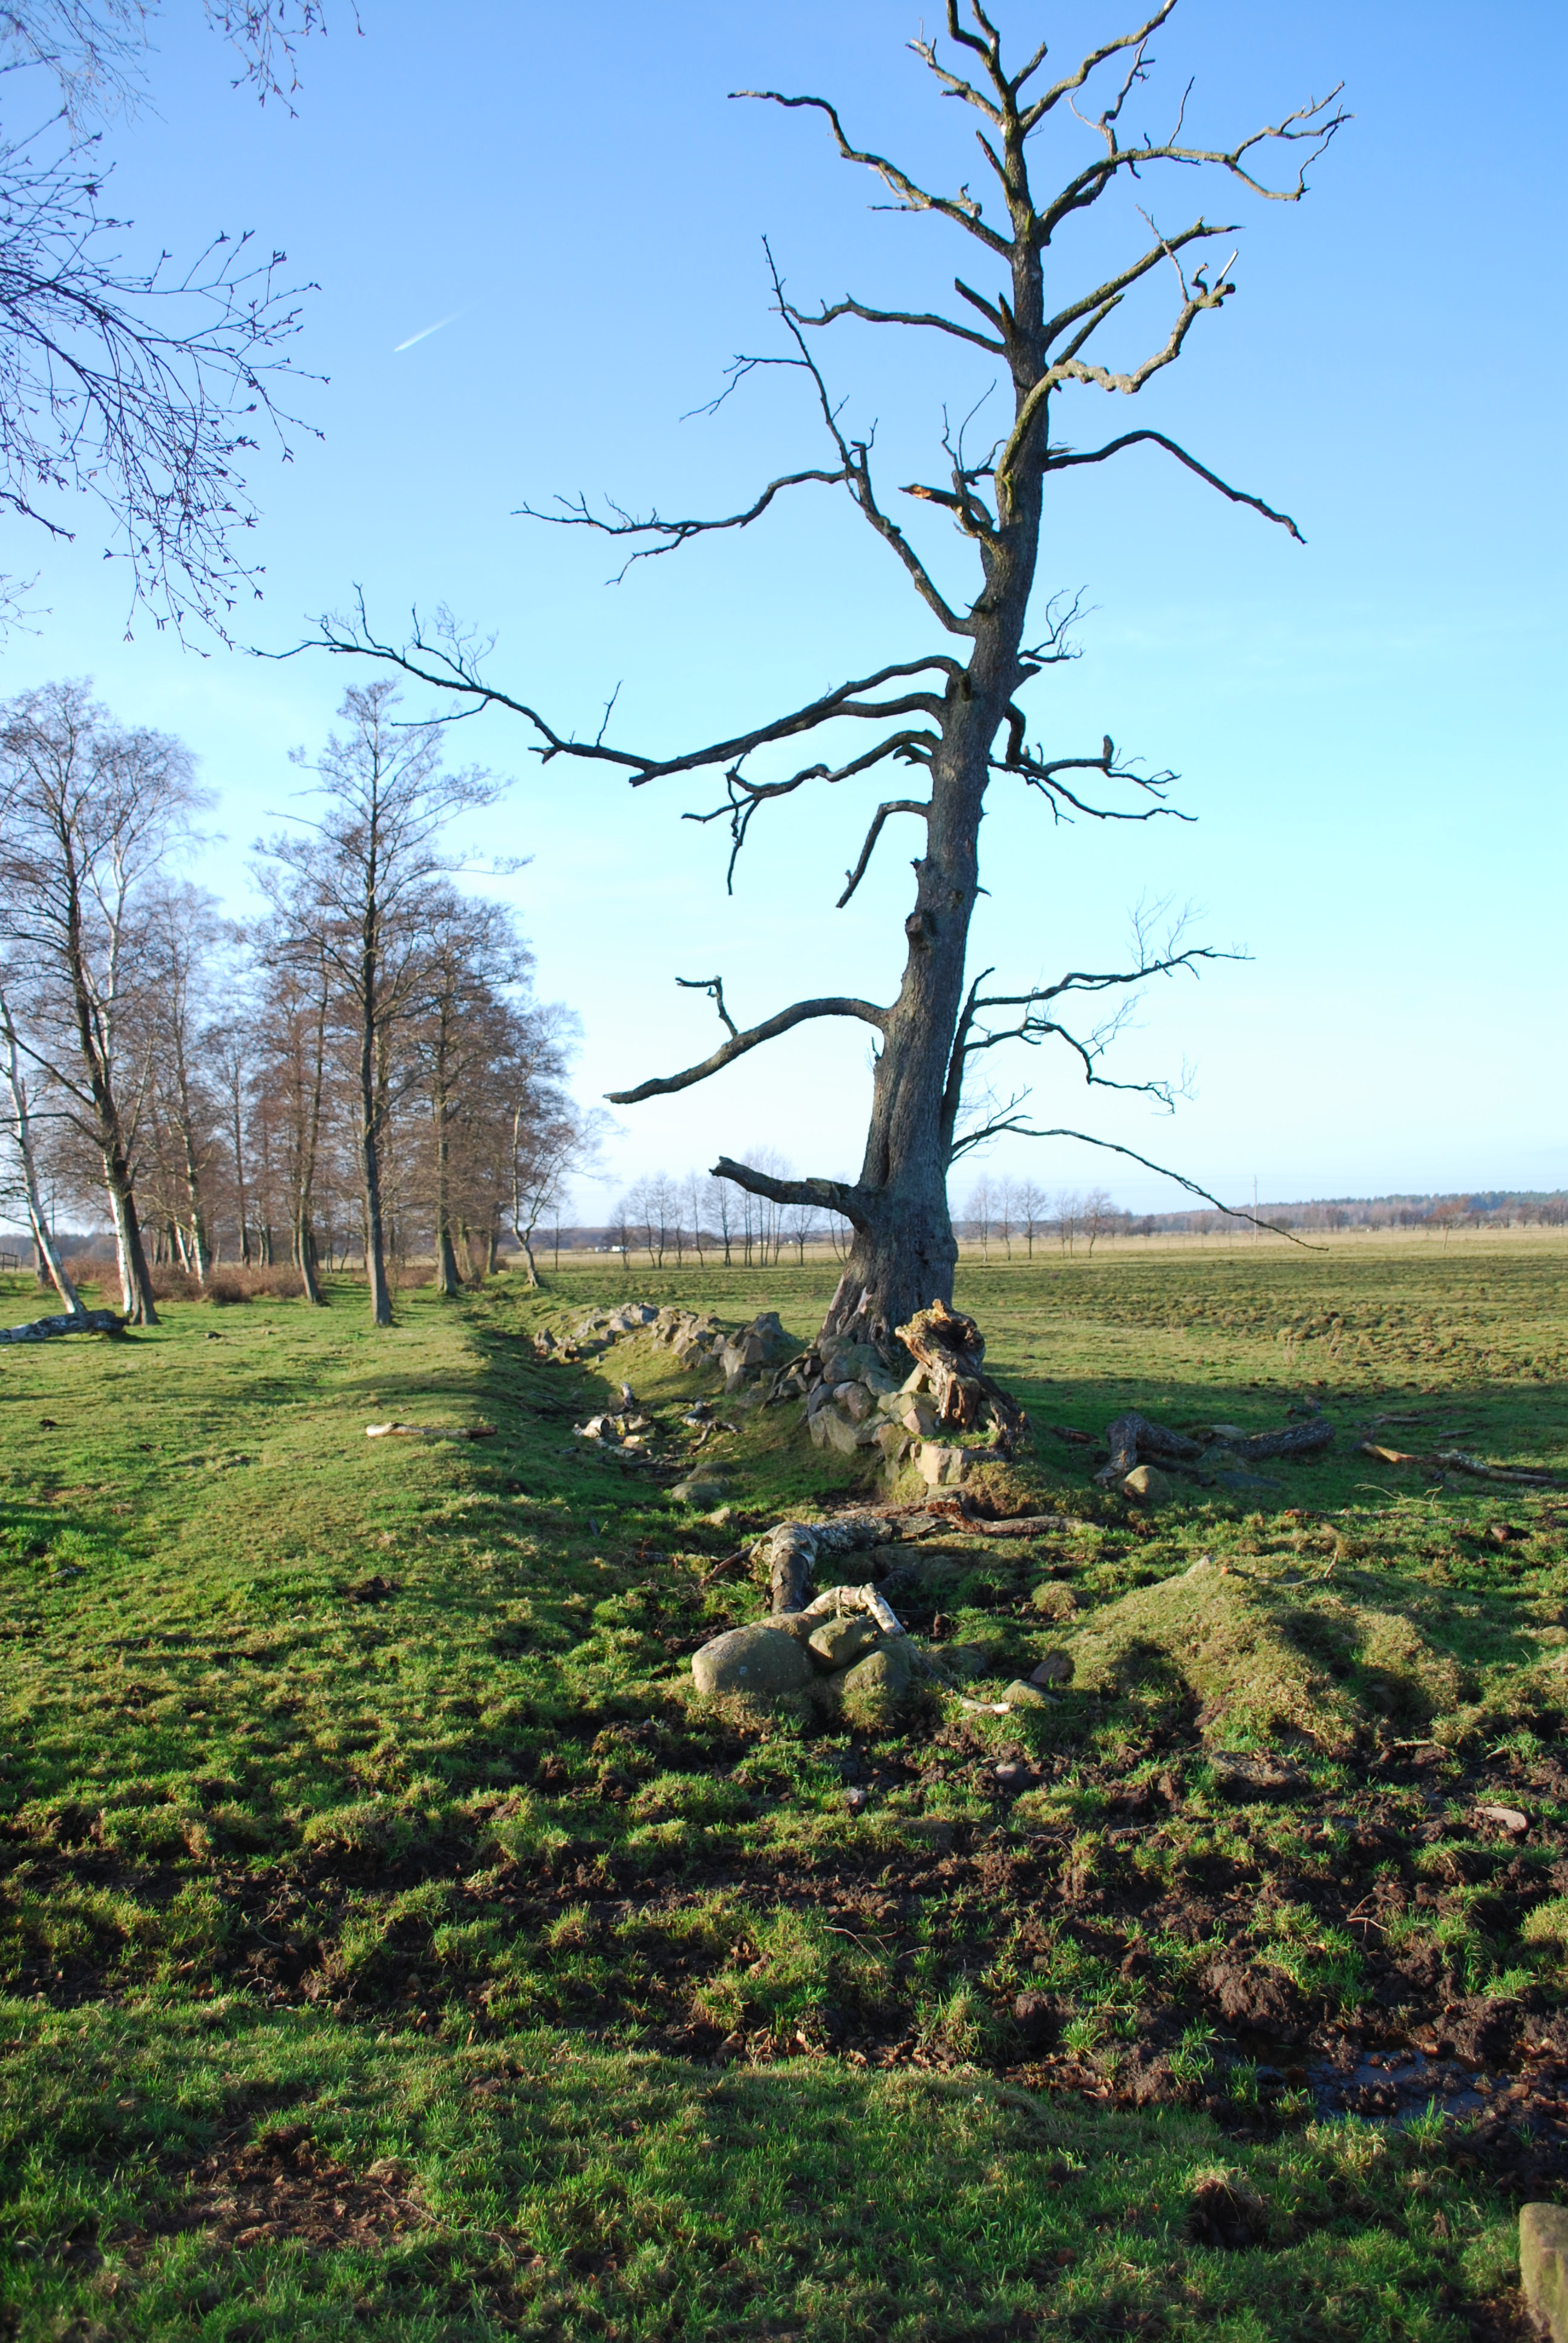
[691,1624,815,1703]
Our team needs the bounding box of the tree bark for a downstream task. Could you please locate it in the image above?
[359,931,393,1327]
[1,985,83,1317]
[104,1135,157,1323]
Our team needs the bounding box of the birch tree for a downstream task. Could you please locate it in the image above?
[0,681,203,1322]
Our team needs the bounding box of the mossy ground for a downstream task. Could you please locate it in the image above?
[1,1234,1564,2338]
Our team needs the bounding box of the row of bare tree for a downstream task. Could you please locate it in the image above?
[612,1165,853,1273]
[963,1176,1124,1257]
[0,680,593,1326]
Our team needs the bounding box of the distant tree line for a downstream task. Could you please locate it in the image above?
[1123,1193,1568,1237]
[0,680,593,1325]
[610,1164,853,1273]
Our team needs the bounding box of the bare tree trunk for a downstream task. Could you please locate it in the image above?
[104,1138,157,1323]
[1,986,83,1316]
[433,1110,460,1295]
[359,943,393,1326]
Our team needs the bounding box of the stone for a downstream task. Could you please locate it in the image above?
[918,1441,970,1487]
[760,1611,818,1645]
[821,1339,883,1383]
[809,1405,863,1456]
[1030,1582,1078,1620]
[1030,1650,1073,1686]
[1122,1463,1173,1505]
[1476,1803,1529,1835]
[837,1381,875,1423]
[669,1478,727,1507]
[901,1398,939,1439]
[1208,1750,1310,1798]
[838,1636,925,1729]
[691,1624,815,1703]
[940,1643,993,1679]
[843,1786,869,1814]
[874,1422,910,1463]
[1003,1679,1055,1709]
[706,1506,734,1527]
[808,1614,883,1673]
[1521,2204,1568,2343]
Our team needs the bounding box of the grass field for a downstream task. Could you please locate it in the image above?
[2,1236,1566,2339]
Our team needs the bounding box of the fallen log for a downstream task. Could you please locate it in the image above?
[0,1308,123,1344]
[964,1512,1081,1536]
[366,1421,496,1442]
[753,1512,901,1613]
[1095,1412,1204,1484]
[1236,1420,1335,1463]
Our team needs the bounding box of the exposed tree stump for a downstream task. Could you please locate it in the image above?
[896,1300,1027,1455]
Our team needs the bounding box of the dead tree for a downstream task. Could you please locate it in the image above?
[306,2,1343,1351]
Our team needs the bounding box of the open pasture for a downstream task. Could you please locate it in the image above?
[2,1235,1565,2338]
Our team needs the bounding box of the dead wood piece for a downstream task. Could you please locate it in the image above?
[755,1510,900,1613]
[895,1299,1027,1455]
[366,1421,496,1442]
[1359,1441,1563,1486]
[1095,1412,1203,1484]
[0,1308,123,1344]
[1240,1420,1335,1463]
[802,1582,905,1637]
[966,1512,1080,1536]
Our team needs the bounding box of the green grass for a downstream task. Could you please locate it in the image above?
[1,1236,1564,2337]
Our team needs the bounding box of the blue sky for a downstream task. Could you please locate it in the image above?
[5,0,1563,1219]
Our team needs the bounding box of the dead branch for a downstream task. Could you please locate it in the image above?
[837,799,930,908]
[1360,1443,1566,1489]
[713,1155,863,1224]
[606,991,887,1106]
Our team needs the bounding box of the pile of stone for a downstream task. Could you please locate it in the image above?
[779,1339,981,1489]
[766,1301,1026,1489]
[692,1507,1069,1728]
[533,1302,658,1358]
[574,1406,657,1453]
[534,1302,795,1401]
[692,1579,932,1731]
[653,1306,793,1393]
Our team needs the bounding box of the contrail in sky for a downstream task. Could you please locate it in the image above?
[393,309,465,353]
